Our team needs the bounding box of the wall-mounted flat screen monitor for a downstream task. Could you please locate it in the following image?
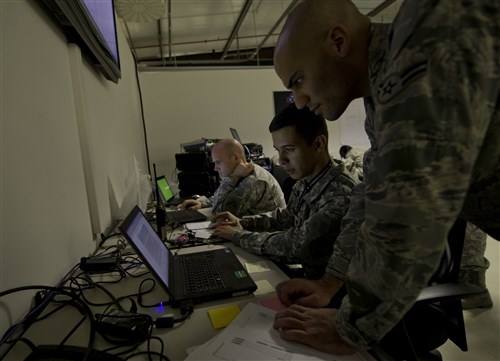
[41,0,121,83]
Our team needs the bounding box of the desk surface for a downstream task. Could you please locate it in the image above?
[3,242,290,361]
[159,243,291,360]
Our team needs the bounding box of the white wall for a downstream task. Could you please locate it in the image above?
[139,69,368,193]
[0,0,147,334]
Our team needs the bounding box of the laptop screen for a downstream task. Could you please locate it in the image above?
[122,208,170,288]
[156,176,174,203]
[229,128,242,143]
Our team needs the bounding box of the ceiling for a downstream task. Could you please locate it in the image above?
[115,0,402,69]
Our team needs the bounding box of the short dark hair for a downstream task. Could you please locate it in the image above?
[269,103,328,144]
[339,145,353,159]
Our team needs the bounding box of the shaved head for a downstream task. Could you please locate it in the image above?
[212,138,245,159]
[274,0,371,120]
[211,138,247,177]
[276,0,361,52]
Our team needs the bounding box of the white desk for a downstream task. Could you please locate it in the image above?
[2,243,290,361]
[153,243,290,360]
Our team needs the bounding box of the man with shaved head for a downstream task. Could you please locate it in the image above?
[182,138,286,217]
[272,0,500,358]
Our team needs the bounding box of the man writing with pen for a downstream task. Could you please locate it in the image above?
[211,104,358,279]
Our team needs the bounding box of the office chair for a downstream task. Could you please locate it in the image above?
[371,218,485,361]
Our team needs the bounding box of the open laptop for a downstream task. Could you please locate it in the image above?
[120,206,257,307]
[156,175,185,206]
[230,128,251,161]
[166,208,207,224]
[230,127,242,143]
[156,176,207,223]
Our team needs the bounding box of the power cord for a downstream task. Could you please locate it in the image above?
[137,279,169,309]
[154,300,194,329]
[94,310,153,345]
[0,285,96,361]
[93,300,193,349]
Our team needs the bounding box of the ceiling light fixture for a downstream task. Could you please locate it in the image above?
[115,0,166,23]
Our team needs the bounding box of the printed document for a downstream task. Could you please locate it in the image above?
[185,302,371,361]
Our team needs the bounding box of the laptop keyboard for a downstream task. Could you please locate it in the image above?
[179,253,226,294]
[166,209,207,223]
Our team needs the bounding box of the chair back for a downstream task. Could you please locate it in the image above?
[374,218,470,361]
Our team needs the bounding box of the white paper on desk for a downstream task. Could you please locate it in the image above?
[194,229,212,239]
[185,221,212,230]
[253,279,275,295]
[185,303,369,361]
[245,260,271,273]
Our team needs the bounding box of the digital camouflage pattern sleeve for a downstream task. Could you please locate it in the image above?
[211,163,285,217]
[335,0,500,349]
[327,23,386,284]
[234,161,357,279]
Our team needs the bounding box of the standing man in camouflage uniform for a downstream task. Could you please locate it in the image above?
[211,104,357,279]
[271,0,500,355]
[182,138,286,217]
[342,146,492,309]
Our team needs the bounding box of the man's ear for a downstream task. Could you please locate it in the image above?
[326,25,350,58]
[314,135,327,152]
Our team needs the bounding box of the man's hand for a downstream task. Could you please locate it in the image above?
[211,211,240,227]
[211,224,238,241]
[181,199,202,210]
[273,305,357,355]
[210,211,243,241]
[275,274,343,307]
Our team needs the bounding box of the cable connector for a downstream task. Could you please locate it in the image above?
[33,290,48,307]
[95,310,152,343]
[179,300,194,315]
[154,316,175,328]
[80,253,119,272]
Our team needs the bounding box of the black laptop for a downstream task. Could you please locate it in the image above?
[120,206,257,307]
[156,175,186,206]
[156,176,207,223]
[166,209,208,224]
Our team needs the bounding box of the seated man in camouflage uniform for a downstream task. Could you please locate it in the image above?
[182,138,286,218]
[211,104,358,279]
[339,145,364,182]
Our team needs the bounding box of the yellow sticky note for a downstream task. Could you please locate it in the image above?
[208,304,240,329]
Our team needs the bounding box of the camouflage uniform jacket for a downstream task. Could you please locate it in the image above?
[330,1,500,349]
[202,163,286,217]
[343,147,365,181]
[233,159,357,279]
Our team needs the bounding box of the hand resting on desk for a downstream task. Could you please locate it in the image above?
[275,273,344,307]
[273,305,358,355]
[181,199,202,210]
